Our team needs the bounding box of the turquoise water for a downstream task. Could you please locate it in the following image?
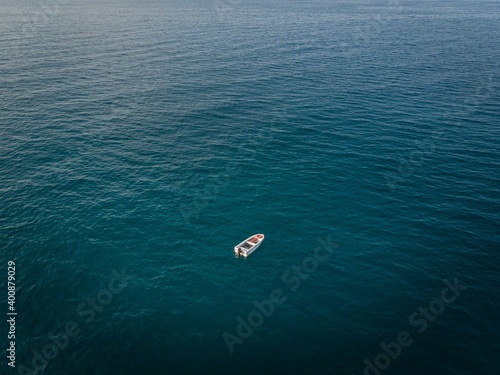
[1,1,499,374]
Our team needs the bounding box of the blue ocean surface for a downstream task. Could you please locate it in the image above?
[0,1,499,374]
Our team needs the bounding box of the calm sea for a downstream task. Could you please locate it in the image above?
[0,1,499,374]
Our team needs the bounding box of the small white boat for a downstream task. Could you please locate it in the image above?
[234,234,265,257]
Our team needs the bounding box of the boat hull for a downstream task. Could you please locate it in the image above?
[234,234,265,257]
